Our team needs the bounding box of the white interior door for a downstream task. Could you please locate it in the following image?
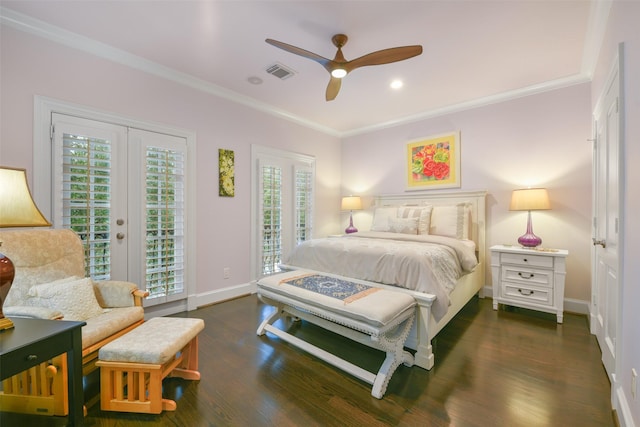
[591,48,622,383]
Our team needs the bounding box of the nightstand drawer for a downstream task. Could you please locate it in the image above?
[503,283,552,306]
[500,252,553,268]
[501,266,552,287]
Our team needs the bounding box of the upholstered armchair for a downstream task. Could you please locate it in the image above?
[0,228,148,416]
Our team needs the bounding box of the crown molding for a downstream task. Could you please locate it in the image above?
[341,73,591,137]
[0,7,340,137]
[2,4,608,139]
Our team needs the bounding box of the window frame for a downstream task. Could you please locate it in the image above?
[250,145,315,280]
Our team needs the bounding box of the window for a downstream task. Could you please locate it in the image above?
[251,146,315,279]
[144,147,185,300]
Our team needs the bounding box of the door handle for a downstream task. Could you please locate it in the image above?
[116,232,125,240]
[592,238,606,248]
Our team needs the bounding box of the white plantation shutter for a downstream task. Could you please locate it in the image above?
[260,164,282,275]
[144,146,185,300]
[61,133,113,279]
[295,166,313,244]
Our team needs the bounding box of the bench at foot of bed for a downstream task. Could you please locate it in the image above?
[256,270,417,399]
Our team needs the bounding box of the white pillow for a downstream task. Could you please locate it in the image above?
[430,203,471,239]
[28,277,104,321]
[388,217,419,234]
[370,207,398,232]
[398,205,433,235]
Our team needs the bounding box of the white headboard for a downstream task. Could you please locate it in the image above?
[374,190,487,266]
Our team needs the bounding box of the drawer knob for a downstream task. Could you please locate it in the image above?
[523,258,528,262]
[518,272,534,279]
[518,289,534,296]
[26,354,38,361]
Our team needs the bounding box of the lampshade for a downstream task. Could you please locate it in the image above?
[509,188,551,211]
[341,196,362,211]
[0,167,51,227]
[0,166,51,330]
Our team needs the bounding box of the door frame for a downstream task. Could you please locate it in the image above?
[590,43,625,407]
[32,95,199,314]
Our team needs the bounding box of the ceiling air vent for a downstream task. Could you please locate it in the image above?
[266,63,296,80]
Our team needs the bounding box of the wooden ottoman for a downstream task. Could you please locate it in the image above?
[257,269,416,399]
[96,317,204,414]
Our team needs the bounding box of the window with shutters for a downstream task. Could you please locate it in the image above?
[61,133,113,279]
[295,167,313,244]
[261,165,282,275]
[251,145,315,279]
[145,147,185,299]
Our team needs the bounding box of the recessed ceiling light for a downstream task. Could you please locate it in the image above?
[248,76,263,85]
[390,80,404,89]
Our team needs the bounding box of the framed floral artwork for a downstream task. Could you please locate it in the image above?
[406,132,460,190]
[218,149,235,197]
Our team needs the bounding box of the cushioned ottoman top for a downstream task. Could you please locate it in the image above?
[99,317,204,365]
[257,270,416,328]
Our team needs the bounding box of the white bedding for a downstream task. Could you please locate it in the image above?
[283,231,478,321]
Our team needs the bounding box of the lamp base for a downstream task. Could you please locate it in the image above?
[345,212,358,234]
[518,233,542,248]
[1,250,16,331]
[518,211,542,248]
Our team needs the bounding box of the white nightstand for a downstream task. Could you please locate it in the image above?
[491,245,569,323]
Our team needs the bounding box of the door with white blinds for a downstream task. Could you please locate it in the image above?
[252,146,314,279]
[51,114,187,306]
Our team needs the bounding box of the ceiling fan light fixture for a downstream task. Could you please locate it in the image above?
[331,68,347,78]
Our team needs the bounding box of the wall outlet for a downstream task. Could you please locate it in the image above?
[223,267,230,279]
[632,368,638,399]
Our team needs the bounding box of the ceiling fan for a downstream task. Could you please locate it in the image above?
[265,34,423,101]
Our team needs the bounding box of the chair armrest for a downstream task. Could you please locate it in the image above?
[132,289,150,307]
[4,305,64,320]
[93,280,147,308]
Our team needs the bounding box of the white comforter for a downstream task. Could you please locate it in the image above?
[283,231,478,321]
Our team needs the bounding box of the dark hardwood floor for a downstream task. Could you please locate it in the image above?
[1,294,614,426]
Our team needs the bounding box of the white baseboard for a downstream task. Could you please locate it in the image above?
[616,383,637,427]
[195,281,257,309]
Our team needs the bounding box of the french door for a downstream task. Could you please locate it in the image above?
[51,113,187,306]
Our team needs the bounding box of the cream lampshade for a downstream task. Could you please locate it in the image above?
[341,196,362,234]
[0,167,51,330]
[510,188,550,248]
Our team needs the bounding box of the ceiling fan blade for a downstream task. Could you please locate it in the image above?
[325,77,342,101]
[266,38,332,69]
[345,45,423,73]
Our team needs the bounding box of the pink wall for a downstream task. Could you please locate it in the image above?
[341,84,593,302]
[0,26,342,297]
[592,1,640,424]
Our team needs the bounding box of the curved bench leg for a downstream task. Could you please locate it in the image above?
[371,316,415,399]
[257,303,284,336]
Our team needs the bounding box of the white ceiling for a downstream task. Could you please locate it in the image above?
[1,1,604,136]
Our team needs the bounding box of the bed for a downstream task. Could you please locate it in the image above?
[280,190,487,370]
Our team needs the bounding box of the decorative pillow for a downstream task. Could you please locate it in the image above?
[28,277,104,321]
[388,217,419,234]
[398,205,433,235]
[370,206,398,232]
[430,203,471,239]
